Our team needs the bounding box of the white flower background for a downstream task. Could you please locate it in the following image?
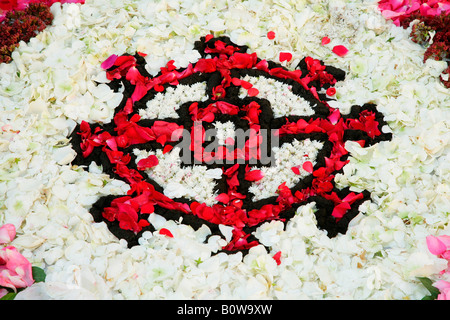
[0,0,449,299]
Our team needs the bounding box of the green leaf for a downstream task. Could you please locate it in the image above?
[32,266,46,283]
[417,277,440,300]
[0,292,17,300]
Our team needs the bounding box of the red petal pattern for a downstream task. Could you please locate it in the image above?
[78,36,387,250]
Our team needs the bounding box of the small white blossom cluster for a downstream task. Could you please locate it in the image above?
[239,75,316,117]
[139,82,208,120]
[249,139,323,201]
[213,121,235,145]
[0,0,447,300]
[133,148,221,205]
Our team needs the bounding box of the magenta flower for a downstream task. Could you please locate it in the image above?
[0,246,34,291]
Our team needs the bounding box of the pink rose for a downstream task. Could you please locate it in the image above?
[426,235,450,260]
[0,224,16,244]
[0,246,34,291]
[433,280,450,300]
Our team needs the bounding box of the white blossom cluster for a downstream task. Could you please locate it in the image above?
[239,75,316,117]
[249,139,323,201]
[0,0,448,300]
[139,82,208,119]
[212,120,236,145]
[133,148,222,205]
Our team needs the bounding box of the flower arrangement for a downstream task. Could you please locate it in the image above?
[69,35,391,253]
[0,0,448,300]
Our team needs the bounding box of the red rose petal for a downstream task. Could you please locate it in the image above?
[327,108,340,125]
[163,144,173,154]
[216,193,230,204]
[101,54,118,70]
[302,161,313,173]
[326,87,336,96]
[267,31,276,40]
[245,169,264,181]
[356,140,366,147]
[272,251,282,265]
[231,77,242,86]
[138,219,150,228]
[321,36,331,46]
[332,202,351,220]
[240,80,253,89]
[332,45,349,57]
[291,166,300,175]
[279,52,292,62]
[159,228,174,237]
[140,203,155,214]
[247,87,259,97]
[137,155,159,170]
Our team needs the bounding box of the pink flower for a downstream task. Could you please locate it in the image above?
[0,246,34,291]
[426,235,450,260]
[433,280,450,300]
[0,224,16,244]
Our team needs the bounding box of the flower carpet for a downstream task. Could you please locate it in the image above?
[0,0,449,300]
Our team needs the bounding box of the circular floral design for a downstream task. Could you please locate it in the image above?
[70,36,392,254]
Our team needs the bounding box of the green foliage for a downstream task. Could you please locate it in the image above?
[418,277,440,300]
[32,266,46,283]
[0,292,17,300]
